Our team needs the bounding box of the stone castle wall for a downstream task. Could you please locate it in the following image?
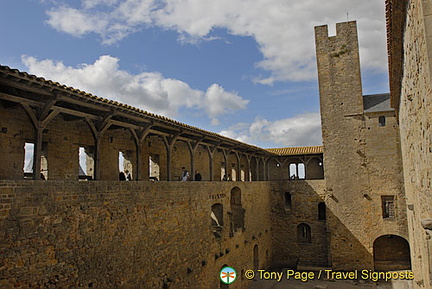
[398,0,432,287]
[270,180,328,268]
[0,181,273,289]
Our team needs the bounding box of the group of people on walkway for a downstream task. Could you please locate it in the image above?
[181,167,202,181]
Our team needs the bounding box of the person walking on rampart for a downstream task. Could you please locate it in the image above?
[181,167,190,181]
[194,170,202,181]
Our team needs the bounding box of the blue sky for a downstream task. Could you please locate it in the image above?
[2,0,389,148]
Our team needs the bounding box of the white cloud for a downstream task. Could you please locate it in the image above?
[220,113,322,147]
[203,84,249,126]
[44,0,388,82]
[46,6,109,37]
[21,55,248,122]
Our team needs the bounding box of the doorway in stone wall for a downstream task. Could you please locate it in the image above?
[118,150,133,180]
[23,142,48,179]
[149,153,160,181]
[373,235,411,271]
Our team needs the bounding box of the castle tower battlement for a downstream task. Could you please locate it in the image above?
[315,21,408,270]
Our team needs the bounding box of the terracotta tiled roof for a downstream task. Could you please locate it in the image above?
[0,65,269,153]
[266,145,323,156]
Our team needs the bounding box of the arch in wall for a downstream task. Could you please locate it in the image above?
[373,235,411,271]
[249,156,258,181]
[171,139,190,181]
[239,154,248,181]
[194,144,209,181]
[226,152,238,181]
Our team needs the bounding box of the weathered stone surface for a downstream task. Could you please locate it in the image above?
[420,219,432,230]
[0,181,274,289]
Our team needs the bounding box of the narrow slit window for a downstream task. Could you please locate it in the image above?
[297,223,311,243]
[379,116,386,127]
[285,192,292,209]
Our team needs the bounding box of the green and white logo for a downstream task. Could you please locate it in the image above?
[220,266,237,284]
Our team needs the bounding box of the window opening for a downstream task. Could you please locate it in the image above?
[149,153,160,181]
[211,203,223,239]
[221,162,226,181]
[297,223,311,243]
[230,187,245,234]
[79,146,94,180]
[119,151,133,181]
[285,192,292,209]
[379,116,386,127]
[231,163,236,181]
[382,196,395,218]
[289,163,297,179]
[23,142,34,179]
[240,165,245,181]
[298,163,305,179]
[318,202,326,220]
[23,142,48,179]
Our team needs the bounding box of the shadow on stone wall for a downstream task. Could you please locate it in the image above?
[270,180,374,270]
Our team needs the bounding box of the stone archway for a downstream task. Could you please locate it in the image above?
[373,235,411,271]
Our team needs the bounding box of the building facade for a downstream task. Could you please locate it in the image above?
[0,2,431,287]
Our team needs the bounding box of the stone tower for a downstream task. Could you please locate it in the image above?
[315,21,408,270]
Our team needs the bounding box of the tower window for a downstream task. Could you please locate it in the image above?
[285,192,292,209]
[379,116,386,127]
[381,196,395,218]
[318,202,326,220]
[297,223,311,243]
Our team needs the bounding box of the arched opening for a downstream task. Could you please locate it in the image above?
[149,153,160,181]
[373,235,411,271]
[79,146,94,180]
[118,150,133,181]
